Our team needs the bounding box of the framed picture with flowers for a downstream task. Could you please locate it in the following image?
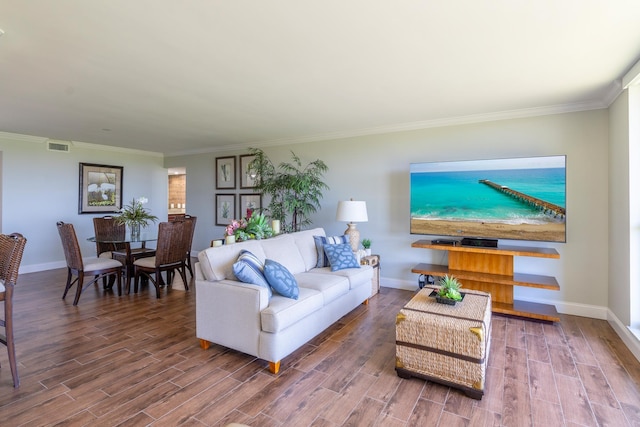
[78,162,123,214]
[239,193,262,219]
[216,194,236,226]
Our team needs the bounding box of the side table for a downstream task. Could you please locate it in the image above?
[361,254,380,297]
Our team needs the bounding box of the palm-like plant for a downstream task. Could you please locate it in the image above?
[248,148,329,233]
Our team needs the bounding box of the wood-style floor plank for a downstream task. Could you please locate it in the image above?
[0,267,639,426]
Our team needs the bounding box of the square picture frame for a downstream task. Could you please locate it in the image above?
[239,154,257,188]
[216,194,236,226]
[239,193,262,219]
[216,156,237,189]
[78,162,123,214]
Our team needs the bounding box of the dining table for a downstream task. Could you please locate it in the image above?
[87,232,158,292]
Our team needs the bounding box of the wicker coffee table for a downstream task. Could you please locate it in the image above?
[395,286,492,399]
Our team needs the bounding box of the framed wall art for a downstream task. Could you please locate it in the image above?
[216,194,236,226]
[239,193,262,218]
[239,154,257,188]
[78,162,123,214]
[216,156,236,189]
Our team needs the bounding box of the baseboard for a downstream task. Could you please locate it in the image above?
[19,260,67,274]
[606,310,640,363]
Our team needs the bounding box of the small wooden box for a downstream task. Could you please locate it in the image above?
[361,254,380,297]
[395,286,491,399]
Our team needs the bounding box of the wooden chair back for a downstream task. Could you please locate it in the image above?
[154,221,188,267]
[0,232,27,388]
[56,222,84,271]
[93,216,127,256]
[0,233,26,289]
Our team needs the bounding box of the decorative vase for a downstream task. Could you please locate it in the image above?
[225,235,236,245]
[130,223,141,239]
[365,248,372,256]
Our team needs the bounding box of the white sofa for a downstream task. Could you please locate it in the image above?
[195,227,373,374]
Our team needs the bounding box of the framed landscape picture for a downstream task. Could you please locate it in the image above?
[239,193,262,219]
[239,154,257,188]
[216,194,236,225]
[78,163,123,214]
[216,156,236,189]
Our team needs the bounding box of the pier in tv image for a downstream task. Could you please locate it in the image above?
[410,155,566,243]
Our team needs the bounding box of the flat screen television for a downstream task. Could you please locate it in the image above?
[410,155,566,243]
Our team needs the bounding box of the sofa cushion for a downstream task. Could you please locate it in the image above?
[313,234,349,268]
[260,234,307,274]
[313,265,373,290]
[323,243,360,271]
[261,287,323,333]
[296,272,350,305]
[198,240,267,281]
[264,259,299,299]
[232,250,272,298]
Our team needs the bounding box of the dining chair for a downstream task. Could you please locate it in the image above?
[133,220,189,298]
[182,215,197,278]
[92,216,127,259]
[93,216,127,289]
[0,232,27,388]
[95,216,156,294]
[56,221,123,305]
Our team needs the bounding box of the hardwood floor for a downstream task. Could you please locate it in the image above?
[1,267,640,426]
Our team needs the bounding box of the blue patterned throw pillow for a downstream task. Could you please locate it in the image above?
[233,250,272,298]
[313,235,349,268]
[264,259,299,299]
[323,243,361,272]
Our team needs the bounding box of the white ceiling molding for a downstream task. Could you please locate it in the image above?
[165,99,607,157]
[623,58,640,88]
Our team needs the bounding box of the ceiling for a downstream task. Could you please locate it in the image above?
[1,1,640,157]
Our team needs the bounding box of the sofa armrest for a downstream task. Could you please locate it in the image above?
[195,272,270,358]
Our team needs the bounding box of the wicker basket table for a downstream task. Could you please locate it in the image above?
[395,286,492,399]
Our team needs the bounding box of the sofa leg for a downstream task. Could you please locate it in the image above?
[269,361,281,374]
[362,298,369,305]
[199,339,211,350]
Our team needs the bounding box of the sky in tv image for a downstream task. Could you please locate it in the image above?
[410,156,566,242]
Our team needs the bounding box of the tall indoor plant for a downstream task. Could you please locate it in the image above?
[248,148,329,233]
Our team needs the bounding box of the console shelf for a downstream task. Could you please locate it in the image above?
[411,240,560,322]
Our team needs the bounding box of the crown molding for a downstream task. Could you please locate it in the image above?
[165,100,608,157]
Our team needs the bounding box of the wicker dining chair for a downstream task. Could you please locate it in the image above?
[0,232,27,388]
[182,215,197,278]
[56,221,123,305]
[94,216,155,293]
[92,216,127,259]
[133,221,189,298]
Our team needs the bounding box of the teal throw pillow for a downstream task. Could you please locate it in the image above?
[323,243,361,272]
[313,235,349,268]
[264,259,299,299]
[233,250,272,298]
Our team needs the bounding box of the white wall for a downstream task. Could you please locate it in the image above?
[608,90,630,324]
[167,109,610,317]
[0,133,167,271]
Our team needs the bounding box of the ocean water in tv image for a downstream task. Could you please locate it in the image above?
[410,168,566,225]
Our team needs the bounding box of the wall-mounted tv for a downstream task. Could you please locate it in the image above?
[410,155,566,243]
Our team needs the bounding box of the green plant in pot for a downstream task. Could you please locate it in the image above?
[248,147,329,233]
[436,275,463,304]
[362,238,372,255]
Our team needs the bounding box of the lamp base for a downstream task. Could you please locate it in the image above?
[344,223,360,252]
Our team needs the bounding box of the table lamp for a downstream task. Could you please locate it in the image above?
[336,199,368,251]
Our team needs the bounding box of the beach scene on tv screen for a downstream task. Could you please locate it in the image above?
[410,156,566,242]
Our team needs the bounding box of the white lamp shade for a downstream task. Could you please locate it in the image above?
[336,200,368,222]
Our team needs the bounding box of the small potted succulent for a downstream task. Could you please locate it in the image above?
[435,275,464,305]
[361,238,372,256]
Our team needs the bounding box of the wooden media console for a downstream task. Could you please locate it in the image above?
[411,240,560,322]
